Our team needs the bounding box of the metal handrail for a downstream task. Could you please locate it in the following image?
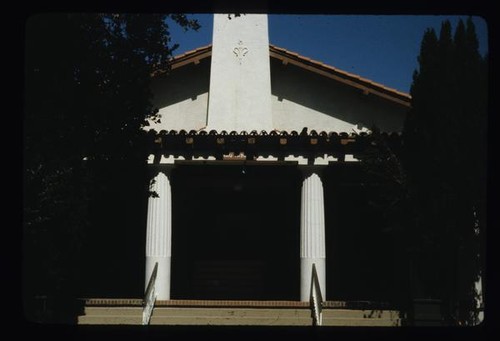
[310,263,323,326]
[142,262,158,325]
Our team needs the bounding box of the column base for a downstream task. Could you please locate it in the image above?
[145,256,171,300]
[300,258,326,302]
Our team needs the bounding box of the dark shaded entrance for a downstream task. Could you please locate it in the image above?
[171,162,301,300]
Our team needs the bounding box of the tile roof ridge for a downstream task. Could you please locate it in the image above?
[170,44,212,61]
[269,44,410,100]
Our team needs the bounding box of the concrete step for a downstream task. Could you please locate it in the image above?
[149,307,312,326]
[79,307,312,326]
[78,307,140,325]
[322,317,401,327]
[152,307,311,318]
[150,307,311,326]
[321,309,401,326]
[78,314,142,325]
[78,307,142,325]
[150,316,312,326]
[83,307,142,316]
[77,305,401,326]
[322,308,401,320]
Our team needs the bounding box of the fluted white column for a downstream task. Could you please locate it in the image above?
[300,168,326,301]
[145,170,172,300]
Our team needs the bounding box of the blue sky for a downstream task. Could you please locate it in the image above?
[167,14,488,94]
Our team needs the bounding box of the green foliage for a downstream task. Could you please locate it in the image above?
[23,13,199,322]
[403,18,487,325]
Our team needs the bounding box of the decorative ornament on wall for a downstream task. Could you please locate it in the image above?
[233,40,249,65]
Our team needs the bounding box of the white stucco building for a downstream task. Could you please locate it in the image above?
[78,14,413,326]
[148,17,409,135]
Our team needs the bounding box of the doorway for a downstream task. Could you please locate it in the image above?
[170,163,301,300]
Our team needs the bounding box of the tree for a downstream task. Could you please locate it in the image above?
[23,13,199,322]
[402,18,487,325]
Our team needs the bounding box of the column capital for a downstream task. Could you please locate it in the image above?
[299,165,326,179]
[149,164,174,178]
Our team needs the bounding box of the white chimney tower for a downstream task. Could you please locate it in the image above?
[207,13,273,132]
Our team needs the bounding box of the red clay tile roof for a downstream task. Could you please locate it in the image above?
[269,45,411,107]
[151,44,212,76]
[146,129,403,159]
[153,44,411,107]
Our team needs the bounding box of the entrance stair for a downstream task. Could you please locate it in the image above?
[77,299,402,326]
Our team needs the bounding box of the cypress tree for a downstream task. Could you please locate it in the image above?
[402,18,487,325]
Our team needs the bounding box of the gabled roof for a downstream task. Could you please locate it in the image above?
[152,44,411,107]
[269,45,411,107]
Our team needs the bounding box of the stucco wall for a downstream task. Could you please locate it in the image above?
[270,59,407,133]
[146,58,210,132]
[207,14,273,132]
[148,55,408,133]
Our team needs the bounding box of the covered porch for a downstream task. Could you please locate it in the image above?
[75,129,409,326]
